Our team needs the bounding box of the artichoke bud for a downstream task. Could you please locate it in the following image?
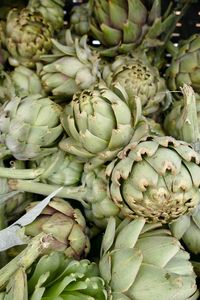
[103,55,167,116]
[89,0,175,57]
[99,217,199,300]
[24,198,90,259]
[5,8,53,68]
[30,150,84,186]
[27,0,65,32]
[59,82,138,167]
[107,135,200,224]
[166,34,200,96]
[0,95,63,160]
[41,29,101,98]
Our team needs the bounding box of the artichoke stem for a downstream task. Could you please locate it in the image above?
[0,233,54,291]
[8,179,88,207]
[0,167,45,179]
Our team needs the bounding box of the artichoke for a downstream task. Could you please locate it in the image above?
[4,8,53,68]
[103,55,167,116]
[99,217,199,300]
[30,150,84,186]
[106,132,200,223]
[0,66,45,99]
[0,94,63,160]
[27,252,107,299]
[59,83,139,167]
[170,204,200,255]
[27,0,65,32]
[70,2,91,36]
[10,66,45,97]
[24,198,90,259]
[41,30,101,98]
[89,0,174,56]
[166,34,200,96]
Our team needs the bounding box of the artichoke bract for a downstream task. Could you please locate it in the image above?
[0,95,63,160]
[27,252,107,300]
[59,83,139,167]
[89,0,174,56]
[41,30,101,98]
[107,134,200,223]
[4,8,53,68]
[27,0,65,32]
[103,55,167,116]
[170,204,200,255]
[166,34,200,96]
[25,198,90,259]
[99,217,199,300]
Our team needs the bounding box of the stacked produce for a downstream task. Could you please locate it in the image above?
[0,0,200,299]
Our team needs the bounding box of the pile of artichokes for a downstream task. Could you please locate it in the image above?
[0,0,200,299]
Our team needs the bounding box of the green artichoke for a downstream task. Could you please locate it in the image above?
[4,8,53,68]
[40,30,101,98]
[170,204,200,255]
[10,66,45,97]
[70,2,91,36]
[166,34,200,96]
[103,55,167,116]
[27,252,107,300]
[0,95,63,160]
[24,198,90,259]
[27,0,65,32]
[107,133,200,223]
[99,217,199,300]
[30,150,84,186]
[59,83,139,167]
[164,84,200,145]
[0,66,45,99]
[89,0,174,56]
